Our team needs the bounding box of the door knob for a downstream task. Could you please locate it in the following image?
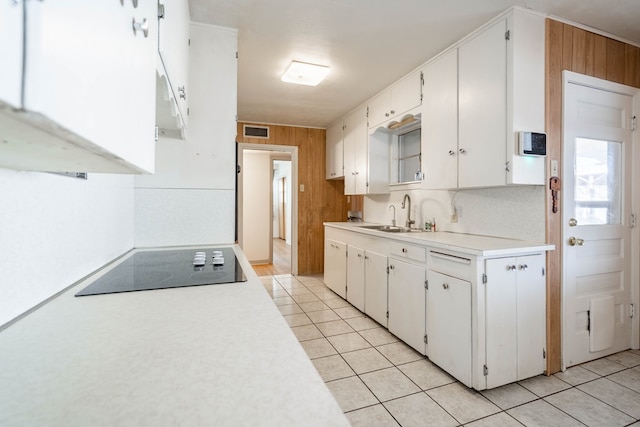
[569,218,578,227]
[568,236,584,246]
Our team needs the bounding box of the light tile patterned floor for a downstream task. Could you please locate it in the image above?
[261,274,640,427]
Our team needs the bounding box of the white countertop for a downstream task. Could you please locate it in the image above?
[0,245,349,427]
[325,222,554,256]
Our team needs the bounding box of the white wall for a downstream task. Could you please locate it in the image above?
[242,150,272,262]
[364,185,545,242]
[0,169,134,326]
[272,160,292,245]
[134,23,238,247]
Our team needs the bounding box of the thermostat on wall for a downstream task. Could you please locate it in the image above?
[519,132,546,156]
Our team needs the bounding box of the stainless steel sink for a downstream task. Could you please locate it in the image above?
[358,225,420,233]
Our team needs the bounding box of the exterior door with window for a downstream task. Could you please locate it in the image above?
[562,71,635,368]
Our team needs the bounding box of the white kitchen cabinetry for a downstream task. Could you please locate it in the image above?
[485,254,546,388]
[346,246,366,312]
[423,9,545,189]
[324,239,347,299]
[157,0,190,139]
[326,120,344,179]
[0,0,23,109]
[343,106,388,195]
[427,270,472,387]
[388,257,426,354]
[0,0,157,174]
[368,70,422,129]
[422,50,458,189]
[364,250,388,327]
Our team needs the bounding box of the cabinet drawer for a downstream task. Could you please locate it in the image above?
[389,241,426,263]
[428,250,472,281]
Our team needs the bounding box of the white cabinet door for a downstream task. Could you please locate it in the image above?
[326,120,344,179]
[324,239,347,299]
[347,246,365,312]
[367,90,391,129]
[514,254,545,380]
[0,0,23,109]
[422,50,458,190]
[343,106,368,195]
[427,270,472,387]
[390,70,422,119]
[388,258,426,354]
[458,19,507,188]
[485,256,518,388]
[23,0,157,173]
[365,250,388,327]
[157,0,190,135]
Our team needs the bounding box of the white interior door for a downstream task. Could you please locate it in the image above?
[562,71,635,368]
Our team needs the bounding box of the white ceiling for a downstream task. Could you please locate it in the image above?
[188,0,640,129]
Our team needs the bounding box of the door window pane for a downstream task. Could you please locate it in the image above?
[574,138,621,225]
[398,128,421,183]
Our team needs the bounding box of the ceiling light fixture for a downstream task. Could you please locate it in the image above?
[281,61,330,86]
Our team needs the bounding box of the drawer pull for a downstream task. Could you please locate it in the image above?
[518,264,528,271]
[506,265,517,271]
[443,283,449,290]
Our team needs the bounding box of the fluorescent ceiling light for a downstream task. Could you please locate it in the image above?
[281,61,330,86]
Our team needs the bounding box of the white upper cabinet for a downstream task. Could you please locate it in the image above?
[422,8,545,190]
[325,120,344,179]
[458,18,507,188]
[343,106,368,195]
[0,0,157,174]
[422,49,458,190]
[368,70,422,129]
[157,0,190,139]
[0,0,23,109]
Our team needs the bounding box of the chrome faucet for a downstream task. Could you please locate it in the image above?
[402,194,414,229]
[389,205,396,226]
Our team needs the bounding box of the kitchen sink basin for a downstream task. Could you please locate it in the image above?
[358,225,420,233]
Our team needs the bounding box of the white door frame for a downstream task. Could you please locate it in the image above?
[238,143,299,276]
[561,71,640,370]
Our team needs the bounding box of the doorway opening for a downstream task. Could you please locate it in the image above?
[237,143,298,276]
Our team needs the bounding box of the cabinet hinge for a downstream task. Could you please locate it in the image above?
[386,266,389,274]
[505,161,511,173]
[154,126,159,142]
[386,310,389,319]
[420,71,424,85]
[424,334,428,344]
[235,51,238,59]
[505,30,511,40]
[632,116,637,131]
[631,303,636,318]
[158,3,165,19]
[482,274,487,284]
[587,310,591,332]
[483,365,489,376]
[542,267,545,276]
[366,106,369,118]
[187,108,190,116]
[631,213,637,229]
[543,348,547,359]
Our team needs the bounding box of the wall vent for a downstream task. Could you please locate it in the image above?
[243,125,270,139]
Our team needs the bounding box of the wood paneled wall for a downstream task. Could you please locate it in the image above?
[237,122,359,275]
[545,19,640,374]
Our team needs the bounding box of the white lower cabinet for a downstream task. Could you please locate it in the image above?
[324,225,549,390]
[324,239,347,299]
[485,254,546,387]
[364,250,388,327]
[388,258,426,354]
[346,246,365,312]
[427,270,472,387]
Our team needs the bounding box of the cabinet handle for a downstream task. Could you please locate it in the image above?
[178,86,187,100]
[442,283,449,290]
[459,148,466,154]
[132,17,149,38]
[506,265,517,271]
[364,256,369,260]
[357,253,362,258]
[390,110,395,114]
[448,150,455,156]
[385,112,390,117]
[389,264,395,270]
[402,248,408,253]
[518,264,528,271]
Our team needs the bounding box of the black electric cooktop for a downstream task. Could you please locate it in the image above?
[76,247,246,297]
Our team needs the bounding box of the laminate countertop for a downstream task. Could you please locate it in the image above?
[0,245,349,427]
[325,222,554,257]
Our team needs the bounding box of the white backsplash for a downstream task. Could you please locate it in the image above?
[364,185,546,242]
[0,168,134,326]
